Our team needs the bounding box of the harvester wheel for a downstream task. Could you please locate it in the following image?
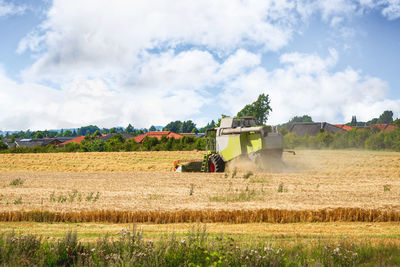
[207,154,225,172]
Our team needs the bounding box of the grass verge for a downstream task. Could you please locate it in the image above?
[1,224,400,266]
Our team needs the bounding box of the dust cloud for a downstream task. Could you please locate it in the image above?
[225,151,311,173]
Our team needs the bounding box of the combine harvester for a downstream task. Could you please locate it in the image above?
[173,116,284,172]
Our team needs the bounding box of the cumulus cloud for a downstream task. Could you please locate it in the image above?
[279,49,338,74]
[2,47,398,130]
[18,0,298,83]
[17,0,398,83]
[0,0,25,17]
[218,50,400,124]
[0,50,217,130]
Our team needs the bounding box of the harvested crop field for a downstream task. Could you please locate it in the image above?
[0,151,204,172]
[0,150,399,223]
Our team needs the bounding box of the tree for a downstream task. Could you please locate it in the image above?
[181,120,196,133]
[163,121,182,133]
[92,130,102,137]
[350,116,357,126]
[393,118,400,128]
[114,127,124,133]
[0,141,7,150]
[125,124,134,133]
[77,125,100,136]
[377,110,393,124]
[62,130,73,137]
[288,115,313,124]
[237,93,272,125]
[199,120,216,132]
[109,128,116,134]
[149,125,157,132]
[142,137,159,150]
[86,140,105,152]
[34,131,44,138]
[367,118,378,125]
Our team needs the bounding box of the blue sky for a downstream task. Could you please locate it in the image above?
[0,0,399,130]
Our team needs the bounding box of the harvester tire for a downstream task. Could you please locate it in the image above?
[207,154,225,172]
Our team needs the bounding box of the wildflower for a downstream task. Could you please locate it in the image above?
[264,247,274,253]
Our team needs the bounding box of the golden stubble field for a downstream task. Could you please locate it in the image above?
[0,150,399,216]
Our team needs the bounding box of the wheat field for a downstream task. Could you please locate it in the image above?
[0,151,204,172]
[0,150,399,223]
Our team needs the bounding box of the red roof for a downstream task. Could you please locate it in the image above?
[333,124,353,131]
[369,124,396,131]
[132,131,182,143]
[58,136,85,146]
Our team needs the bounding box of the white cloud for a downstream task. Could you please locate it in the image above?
[358,0,400,20]
[279,48,338,74]
[380,0,400,19]
[0,50,219,130]
[18,0,297,83]
[0,0,25,17]
[2,45,399,130]
[317,0,357,22]
[218,50,400,124]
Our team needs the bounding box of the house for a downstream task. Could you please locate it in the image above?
[133,131,182,143]
[181,133,205,138]
[2,138,18,148]
[15,137,75,147]
[333,123,396,132]
[181,133,196,136]
[333,124,353,131]
[97,133,134,142]
[58,136,86,146]
[15,138,56,147]
[368,124,396,131]
[287,122,346,136]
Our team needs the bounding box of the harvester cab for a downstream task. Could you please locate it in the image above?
[173,116,283,172]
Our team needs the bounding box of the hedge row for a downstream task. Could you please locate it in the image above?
[0,135,206,153]
[283,128,400,151]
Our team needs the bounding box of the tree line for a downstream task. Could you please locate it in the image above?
[0,120,209,141]
[283,127,400,151]
[280,110,400,151]
[0,134,205,153]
